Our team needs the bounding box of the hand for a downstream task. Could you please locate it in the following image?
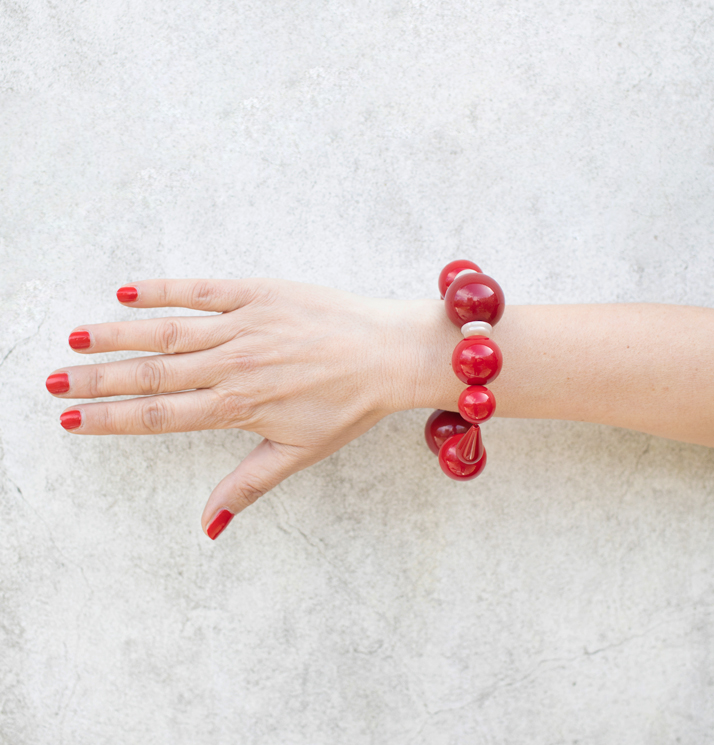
[46,278,438,539]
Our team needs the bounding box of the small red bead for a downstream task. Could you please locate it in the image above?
[452,337,503,385]
[438,434,487,480]
[443,272,505,327]
[458,385,496,424]
[424,409,471,455]
[438,259,482,299]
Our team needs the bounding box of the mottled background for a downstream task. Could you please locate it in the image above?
[2,1,714,743]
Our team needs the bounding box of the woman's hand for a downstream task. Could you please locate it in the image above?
[45,278,445,539]
[48,277,714,541]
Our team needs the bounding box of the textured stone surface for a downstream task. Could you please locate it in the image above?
[2,1,714,743]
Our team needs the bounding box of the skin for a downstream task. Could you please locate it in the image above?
[46,278,714,538]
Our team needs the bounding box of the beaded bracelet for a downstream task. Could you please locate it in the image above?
[424,260,505,480]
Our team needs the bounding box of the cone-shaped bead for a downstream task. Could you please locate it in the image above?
[455,425,483,464]
[438,434,488,480]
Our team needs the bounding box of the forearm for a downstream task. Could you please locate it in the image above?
[401,301,714,448]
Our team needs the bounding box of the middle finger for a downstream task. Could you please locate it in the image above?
[46,348,225,399]
[68,314,238,355]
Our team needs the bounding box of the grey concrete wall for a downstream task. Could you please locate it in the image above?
[2,1,714,743]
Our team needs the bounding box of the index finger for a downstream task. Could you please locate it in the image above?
[116,278,265,313]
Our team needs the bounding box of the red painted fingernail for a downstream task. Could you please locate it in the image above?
[60,410,82,430]
[46,373,70,394]
[207,509,234,540]
[69,331,91,349]
[117,286,138,303]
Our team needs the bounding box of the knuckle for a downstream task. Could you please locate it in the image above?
[224,350,259,375]
[135,358,165,395]
[157,281,171,306]
[221,393,256,426]
[233,479,265,510]
[156,319,181,354]
[87,366,106,397]
[140,399,171,434]
[98,405,115,433]
[246,279,276,308]
[190,280,215,310]
[211,386,252,427]
[109,325,123,348]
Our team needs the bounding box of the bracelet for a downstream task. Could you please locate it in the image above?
[424,260,505,480]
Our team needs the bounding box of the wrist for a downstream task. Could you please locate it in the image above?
[376,297,532,418]
[376,297,465,414]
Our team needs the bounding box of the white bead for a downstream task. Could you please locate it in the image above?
[461,321,492,338]
[453,269,477,282]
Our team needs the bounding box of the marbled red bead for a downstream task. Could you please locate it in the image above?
[443,272,505,327]
[458,385,496,424]
[452,337,503,385]
[438,434,487,480]
[424,409,471,455]
[438,259,482,299]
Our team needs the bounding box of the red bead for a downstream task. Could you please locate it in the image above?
[455,425,484,464]
[424,409,471,455]
[438,259,482,299]
[438,434,487,480]
[458,385,496,424]
[443,272,505,327]
[452,337,503,385]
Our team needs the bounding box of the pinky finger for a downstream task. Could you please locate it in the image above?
[59,388,231,435]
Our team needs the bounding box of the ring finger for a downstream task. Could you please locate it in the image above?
[46,347,226,399]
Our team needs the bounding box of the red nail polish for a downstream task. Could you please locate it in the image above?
[60,410,82,430]
[207,509,234,540]
[117,286,138,303]
[69,331,91,349]
[46,373,70,394]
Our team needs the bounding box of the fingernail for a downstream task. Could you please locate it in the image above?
[46,373,70,394]
[69,331,91,349]
[117,286,138,303]
[60,410,82,430]
[207,509,234,540]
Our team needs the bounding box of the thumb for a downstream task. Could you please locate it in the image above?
[202,438,306,540]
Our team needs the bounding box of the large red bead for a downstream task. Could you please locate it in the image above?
[458,385,496,424]
[443,272,505,327]
[438,259,482,299]
[452,337,503,385]
[438,434,487,480]
[424,409,471,455]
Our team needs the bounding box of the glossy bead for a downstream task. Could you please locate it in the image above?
[444,272,505,327]
[455,425,484,464]
[458,385,496,424]
[452,337,503,385]
[438,259,482,299]
[438,434,487,480]
[424,409,471,455]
